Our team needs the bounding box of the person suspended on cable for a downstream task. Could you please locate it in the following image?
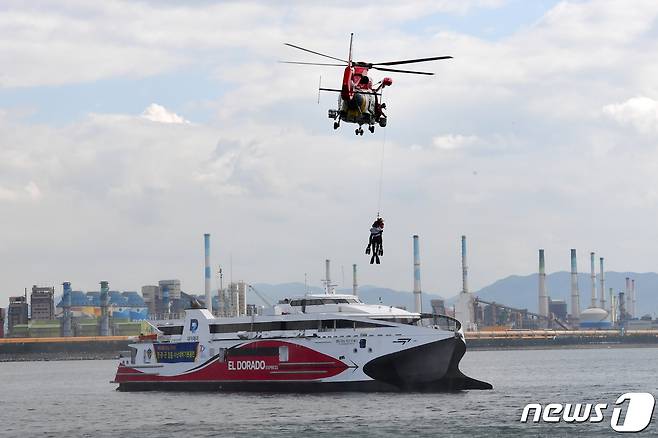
[365,217,384,264]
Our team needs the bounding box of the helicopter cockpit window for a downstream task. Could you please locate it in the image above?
[359,75,369,85]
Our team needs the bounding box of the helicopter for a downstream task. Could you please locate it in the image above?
[281,33,452,135]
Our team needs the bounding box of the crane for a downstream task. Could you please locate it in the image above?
[248,284,272,307]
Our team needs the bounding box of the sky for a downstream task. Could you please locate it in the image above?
[2,0,658,303]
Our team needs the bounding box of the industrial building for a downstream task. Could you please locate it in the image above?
[7,296,29,337]
[55,290,147,320]
[141,285,159,315]
[216,281,248,317]
[30,285,55,320]
[548,299,567,321]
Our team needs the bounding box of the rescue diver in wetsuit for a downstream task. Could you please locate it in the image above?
[365,218,384,264]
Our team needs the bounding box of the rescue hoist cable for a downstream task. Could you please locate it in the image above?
[376,129,386,218]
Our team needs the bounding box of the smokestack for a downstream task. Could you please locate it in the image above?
[625,277,631,319]
[412,235,422,313]
[62,282,72,337]
[100,281,109,336]
[352,264,358,296]
[619,291,626,324]
[461,235,468,294]
[590,252,597,308]
[570,249,580,319]
[324,259,335,294]
[204,233,212,314]
[599,258,606,311]
[538,249,548,317]
[630,279,637,318]
[610,288,616,324]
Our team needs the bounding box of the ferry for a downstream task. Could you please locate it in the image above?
[113,292,492,392]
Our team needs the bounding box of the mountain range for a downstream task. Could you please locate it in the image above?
[252,271,658,317]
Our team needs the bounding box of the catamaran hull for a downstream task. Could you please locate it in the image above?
[115,337,491,392]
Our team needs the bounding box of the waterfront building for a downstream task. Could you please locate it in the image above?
[30,285,55,320]
[548,298,568,321]
[0,308,5,337]
[8,296,29,337]
[141,285,158,315]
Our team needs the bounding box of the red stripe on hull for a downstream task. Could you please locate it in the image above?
[114,340,348,383]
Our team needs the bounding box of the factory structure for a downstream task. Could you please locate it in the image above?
[1,232,657,341]
[461,243,654,331]
[0,282,149,338]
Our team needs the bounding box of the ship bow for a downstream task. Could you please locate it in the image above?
[363,336,492,391]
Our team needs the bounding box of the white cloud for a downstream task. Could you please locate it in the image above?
[603,96,658,134]
[432,134,478,150]
[0,181,42,201]
[141,103,189,124]
[0,0,504,88]
[4,0,658,309]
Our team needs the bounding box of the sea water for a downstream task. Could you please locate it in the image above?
[1,347,657,437]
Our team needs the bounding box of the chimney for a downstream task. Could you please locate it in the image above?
[461,235,468,294]
[599,257,606,311]
[570,249,580,319]
[204,233,212,314]
[630,279,638,318]
[413,235,422,313]
[352,264,358,296]
[62,282,72,337]
[625,277,631,319]
[324,259,335,294]
[538,249,548,317]
[619,290,626,324]
[590,252,597,308]
[99,281,110,336]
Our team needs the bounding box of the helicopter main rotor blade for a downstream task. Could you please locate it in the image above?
[371,66,435,75]
[284,43,348,63]
[371,56,453,66]
[279,61,346,66]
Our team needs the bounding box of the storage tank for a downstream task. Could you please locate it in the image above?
[579,307,611,329]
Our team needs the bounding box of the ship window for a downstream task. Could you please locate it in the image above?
[158,325,183,335]
[359,339,367,348]
[320,319,337,330]
[279,346,289,362]
[319,319,388,330]
[285,320,318,330]
[375,317,417,325]
[355,321,388,328]
[253,321,283,331]
[289,299,322,306]
[321,298,352,304]
[210,320,320,333]
[129,347,137,365]
[228,347,279,357]
[336,320,355,329]
[210,323,251,333]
